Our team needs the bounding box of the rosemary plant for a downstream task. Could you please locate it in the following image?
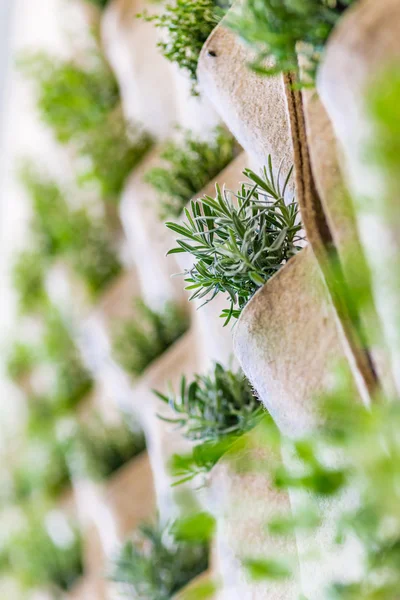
[166,157,303,324]
[227,0,355,83]
[155,362,262,442]
[112,300,189,377]
[139,0,225,95]
[67,417,146,481]
[110,521,208,599]
[145,126,236,217]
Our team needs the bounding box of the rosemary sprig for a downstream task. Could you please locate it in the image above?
[166,157,303,324]
[155,362,263,442]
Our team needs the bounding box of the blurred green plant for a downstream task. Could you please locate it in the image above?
[19,163,71,257]
[155,362,263,442]
[20,164,122,296]
[144,126,236,217]
[166,157,302,324]
[43,309,93,410]
[112,300,189,377]
[6,342,39,383]
[20,52,152,202]
[2,508,82,592]
[19,50,119,145]
[12,249,49,315]
[227,0,355,83]
[110,521,208,598]
[67,416,146,481]
[139,0,225,95]
[10,439,71,505]
[77,110,153,200]
[63,207,122,296]
[85,0,110,8]
[169,435,246,485]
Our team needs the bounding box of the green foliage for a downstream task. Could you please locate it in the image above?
[10,438,71,505]
[367,67,400,182]
[20,165,122,296]
[19,163,70,257]
[243,557,292,581]
[166,157,302,324]
[139,0,224,94]
[63,207,122,296]
[110,521,208,599]
[12,249,49,315]
[145,126,236,217]
[67,417,146,481]
[3,509,83,592]
[6,342,39,382]
[43,309,93,409]
[19,50,119,145]
[155,362,263,442]
[227,0,355,82]
[77,110,153,200]
[169,435,246,485]
[171,512,216,544]
[112,300,189,377]
[85,0,109,8]
[20,50,152,202]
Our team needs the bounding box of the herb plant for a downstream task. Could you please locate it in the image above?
[62,207,122,296]
[12,249,49,315]
[139,0,224,95]
[6,342,39,383]
[166,158,302,324]
[112,300,189,377]
[228,0,355,82]
[155,362,262,442]
[2,509,83,592]
[145,126,236,217]
[43,309,93,409]
[21,52,152,202]
[20,164,122,295]
[19,163,71,257]
[19,51,119,145]
[110,521,208,599]
[77,110,153,200]
[67,417,146,481]
[10,439,71,505]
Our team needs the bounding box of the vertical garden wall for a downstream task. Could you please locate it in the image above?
[1,0,400,599]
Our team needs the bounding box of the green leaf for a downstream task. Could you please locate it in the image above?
[243,557,292,581]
